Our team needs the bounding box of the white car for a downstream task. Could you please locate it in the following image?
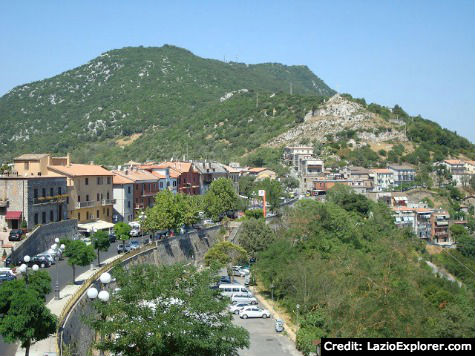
[203,219,214,225]
[228,302,250,315]
[80,237,92,246]
[239,306,271,319]
[129,229,140,237]
[231,293,257,305]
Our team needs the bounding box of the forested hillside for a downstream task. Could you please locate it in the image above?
[253,186,474,354]
[0,45,333,163]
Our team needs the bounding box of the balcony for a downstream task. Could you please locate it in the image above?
[75,200,97,209]
[135,203,144,210]
[33,194,68,206]
[102,199,116,205]
[0,199,8,208]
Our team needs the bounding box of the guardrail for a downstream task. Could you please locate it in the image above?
[56,243,157,355]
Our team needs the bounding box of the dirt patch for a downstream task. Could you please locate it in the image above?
[426,244,443,255]
[116,133,142,147]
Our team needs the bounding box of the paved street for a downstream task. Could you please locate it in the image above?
[0,239,124,356]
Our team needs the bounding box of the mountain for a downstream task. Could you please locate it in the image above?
[0,45,333,163]
[0,45,472,166]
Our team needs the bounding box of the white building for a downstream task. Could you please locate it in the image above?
[369,168,394,192]
[112,174,134,223]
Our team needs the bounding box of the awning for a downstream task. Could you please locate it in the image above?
[5,211,22,220]
[78,220,115,232]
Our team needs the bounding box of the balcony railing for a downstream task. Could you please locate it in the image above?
[33,194,68,205]
[75,200,97,209]
[102,199,116,205]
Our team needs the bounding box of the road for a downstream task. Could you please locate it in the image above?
[231,276,302,356]
[0,239,123,356]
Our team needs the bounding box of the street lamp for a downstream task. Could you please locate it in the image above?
[52,237,61,300]
[19,255,38,285]
[87,272,112,356]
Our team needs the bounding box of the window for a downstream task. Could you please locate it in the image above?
[107,191,110,199]
[42,188,46,197]
[173,181,177,187]
[127,201,130,208]
[97,193,100,201]
[97,210,100,218]
[42,212,46,224]
[34,189,38,199]
[127,186,131,194]
[77,212,80,220]
[86,195,89,202]
[58,187,62,195]
[66,197,69,204]
[50,210,54,221]
[107,177,111,184]
[160,182,163,189]
[85,178,89,185]
[97,177,103,185]
[34,213,38,225]
[86,211,90,220]
[107,208,110,217]
[50,187,54,196]
[24,162,29,170]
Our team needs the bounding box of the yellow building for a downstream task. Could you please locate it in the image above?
[13,154,115,225]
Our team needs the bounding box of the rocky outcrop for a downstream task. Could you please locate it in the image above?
[269,94,407,147]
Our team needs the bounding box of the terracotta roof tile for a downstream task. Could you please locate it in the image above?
[49,164,113,177]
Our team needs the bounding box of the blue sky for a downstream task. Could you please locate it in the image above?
[1,0,474,141]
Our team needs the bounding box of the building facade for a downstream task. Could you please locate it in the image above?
[112,174,134,223]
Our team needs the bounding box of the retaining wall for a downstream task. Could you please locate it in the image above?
[61,225,222,356]
[9,219,77,264]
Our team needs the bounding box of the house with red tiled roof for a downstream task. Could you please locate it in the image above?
[369,168,394,192]
[112,174,134,223]
[113,169,160,218]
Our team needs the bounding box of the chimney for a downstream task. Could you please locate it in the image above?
[125,170,129,175]
[89,161,94,165]
[66,153,71,166]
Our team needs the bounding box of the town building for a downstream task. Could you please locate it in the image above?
[247,167,277,181]
[113,169,160,218]
[392,207,416,231]
[142,162,198,195]
[193,161,228,194]
[369,168,394,192]
[430,212,452,245]
[415,208,433,240]
[0,172,67,230]
[283,146,314,168]
[388,164,416,186]
[112,174,134,223]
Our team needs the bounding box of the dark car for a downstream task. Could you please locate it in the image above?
[117,243,131,254]
[8,229,23,241]
[219,276,231,285]
[108,233,117,243]
[28,255,51,268]
[4,256,21,268]
[0,272,16,284]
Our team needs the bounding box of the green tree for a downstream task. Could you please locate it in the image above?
[204,178,238,221]
[92,230,111,266]
[0,281,56,356]
[114,221,132,243]
[238,218,275,257]
[204,241,247,280]
[86,264,249,356]
[176,194,202,227]
[238,175,256,199]
[254,178,284,212]
[27,271,52,300]
[143,190,182,232]
[63,240,96,284]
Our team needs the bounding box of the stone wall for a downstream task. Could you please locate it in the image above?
[9,219,77,264]
[60,225,222,356]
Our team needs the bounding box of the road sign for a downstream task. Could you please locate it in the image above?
[258,190,265,197]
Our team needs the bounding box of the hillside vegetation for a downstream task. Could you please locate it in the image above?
[0,45,472,166]
[254,186,474,354]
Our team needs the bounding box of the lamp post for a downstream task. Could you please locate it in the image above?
[18,255,38,285]
[51,237,62,300]
[87,272,111,356]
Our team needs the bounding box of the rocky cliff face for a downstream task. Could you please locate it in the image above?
[269,94,407,147]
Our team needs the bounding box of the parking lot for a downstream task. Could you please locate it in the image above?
[230,276,302,356]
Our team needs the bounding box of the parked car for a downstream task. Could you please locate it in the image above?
[239,306,271,319]
[27,255,52,268]
[117,243,132,254]
[129,240,140,250]
[0,271,16,283]
[219,276,231,285]
[80,237,92,246]
[219,284,251,297]
[202,219,214,225]
[228,302,250,315]
[232,268,246,277]
[36,253,56,265]
[231,293,257,305]
[130,229,140,237]
[8,229,23,241]
[108,233,117,243]
[4,256,21,268]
